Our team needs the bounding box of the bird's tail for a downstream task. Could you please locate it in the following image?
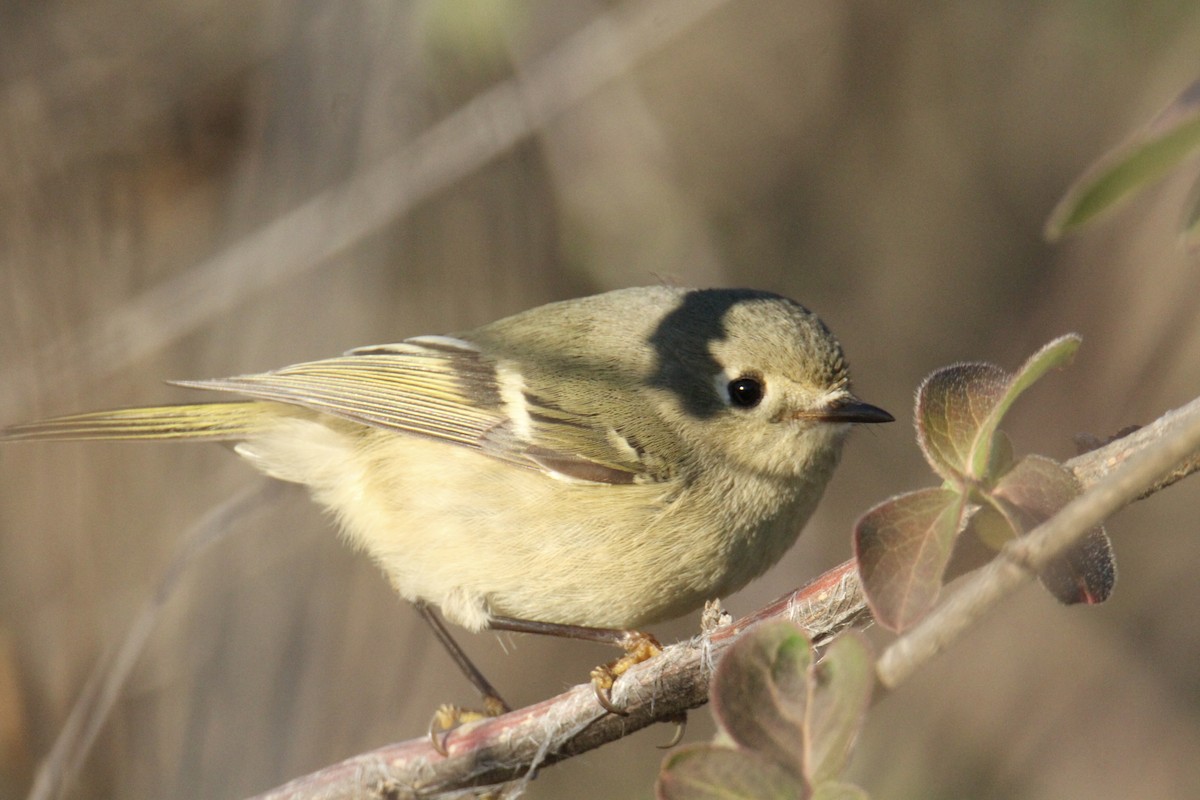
[2,401,277,442]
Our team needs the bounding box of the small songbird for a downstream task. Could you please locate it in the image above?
[4,286,891,714]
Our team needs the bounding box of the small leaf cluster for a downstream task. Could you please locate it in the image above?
[853,335,1116,631]
[657,622,873,800]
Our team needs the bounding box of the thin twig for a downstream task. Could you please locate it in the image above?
[248,565,865,800]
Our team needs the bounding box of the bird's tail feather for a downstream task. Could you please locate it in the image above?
[2,402,276,442]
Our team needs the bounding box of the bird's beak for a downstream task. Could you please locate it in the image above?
[797,397,894,424]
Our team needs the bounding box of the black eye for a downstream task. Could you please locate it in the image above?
[727,376,764,408]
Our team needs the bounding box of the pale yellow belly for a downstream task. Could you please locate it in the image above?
[237,417,814,631]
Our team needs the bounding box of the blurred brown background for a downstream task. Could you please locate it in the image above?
[2,2,1199,798]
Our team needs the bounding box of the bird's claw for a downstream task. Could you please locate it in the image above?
[589,631,662,715]
[658,712,687,749]
[427,700,505,757]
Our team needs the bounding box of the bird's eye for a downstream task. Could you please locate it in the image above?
[727,376,764,408]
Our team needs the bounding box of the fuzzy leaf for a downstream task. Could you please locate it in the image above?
[915,337,1080,484]
[811,783,871,800]
[915,363,1008,483]
[966,503,1018,550]
[657,745,804,800]
[1047,78,1200,238]
[710,621,812,777]
[804,632,874,787]
[990,455,1117,604]
[968,335,1080,479]
[854,488,972,631]
[989,430,1016,481]
[1039,527,1117,605]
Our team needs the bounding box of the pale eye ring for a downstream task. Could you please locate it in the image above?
[727,376,764,409]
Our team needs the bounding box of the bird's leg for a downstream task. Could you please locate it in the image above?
[486,615,662,715]
[413,602,511,755]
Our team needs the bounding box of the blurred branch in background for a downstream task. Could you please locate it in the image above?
[0,0,730,417]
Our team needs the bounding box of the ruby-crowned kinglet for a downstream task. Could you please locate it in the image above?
[4,287,890,638]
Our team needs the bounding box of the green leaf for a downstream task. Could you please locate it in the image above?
[803,632,874,787]
[710,621,812,777]
[965,503,1018,551]
[968,334,1080,479]
[915,337,1080,484]
[854,488,972,631]
[988,430,1016,482]
[811,783,871,800]
[916,364,1008,483]
[989,455,1116,604]
[1047,78,1200,239]
[657,745,805,800]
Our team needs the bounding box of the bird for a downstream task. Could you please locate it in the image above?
[3,285,892,726]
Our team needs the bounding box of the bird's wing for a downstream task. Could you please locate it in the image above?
[176,336,649,484]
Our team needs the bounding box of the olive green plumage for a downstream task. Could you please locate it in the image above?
[3,286,891,630]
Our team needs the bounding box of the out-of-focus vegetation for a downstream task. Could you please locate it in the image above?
[2,3,1199,798]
